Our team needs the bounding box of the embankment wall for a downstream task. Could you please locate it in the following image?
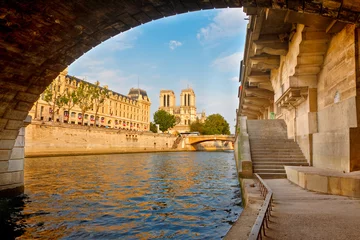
[25,122,177,157]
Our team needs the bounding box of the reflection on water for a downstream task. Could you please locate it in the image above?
[1,152,242,239]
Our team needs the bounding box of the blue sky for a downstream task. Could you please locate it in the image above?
[69,8,247,132]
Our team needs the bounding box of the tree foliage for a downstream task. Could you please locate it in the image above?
[150,122,158,133]
[190,118,204,133]
[60,85,79,115]
[153,110,176,132]
[76,82,93,125]
[43,77,65,121]
[91,81,109,126]
[203,114,230,135]
[190,114,230,135]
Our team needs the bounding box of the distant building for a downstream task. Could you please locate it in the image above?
[159,88,206,133]
[29,68,151,131]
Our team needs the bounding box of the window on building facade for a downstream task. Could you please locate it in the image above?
[71,112,76,117]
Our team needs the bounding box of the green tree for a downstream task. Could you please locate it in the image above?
[202,114,230,135]
[76,82,93,125]
[150,122,158,133]
[43,77,65,121]
[60,86,79,121]
[153,110,176,132]
[190,118,204,134]
[91,81,109,127]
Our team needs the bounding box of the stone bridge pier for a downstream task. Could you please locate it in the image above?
[0,116,31,196]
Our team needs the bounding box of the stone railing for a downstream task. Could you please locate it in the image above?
[235,116,253,178]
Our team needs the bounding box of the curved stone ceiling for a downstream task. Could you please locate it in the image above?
[0,0,360,127]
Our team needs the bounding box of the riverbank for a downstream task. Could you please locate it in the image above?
[25,122,178,157]
[25,122,233,157]
[224,178,263,239]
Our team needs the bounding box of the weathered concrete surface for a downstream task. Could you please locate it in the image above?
[285,166,360,198]
[224,179,263,240]
[264,179,360,240]
[235,116,253,178]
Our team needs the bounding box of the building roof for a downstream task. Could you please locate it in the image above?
[128,88,150,101]
[66,75,136,102]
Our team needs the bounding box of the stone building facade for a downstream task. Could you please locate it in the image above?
[29,69,151,131]
[237,8,360,173]
[159,88,206,133]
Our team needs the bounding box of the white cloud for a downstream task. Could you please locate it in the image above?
[103,29,142,51]
[197,9,246,43]
[211,51,243,72]
[169,40,182,50]
[230,76,239,82]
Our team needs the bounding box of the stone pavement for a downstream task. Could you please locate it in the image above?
[264,179,360,240]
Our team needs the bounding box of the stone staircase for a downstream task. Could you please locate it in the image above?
[247,120,309,178]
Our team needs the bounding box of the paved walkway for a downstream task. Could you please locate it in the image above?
[264,179,360,240]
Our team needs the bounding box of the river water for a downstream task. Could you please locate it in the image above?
[1,152,242,239]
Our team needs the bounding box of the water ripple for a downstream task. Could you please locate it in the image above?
[0,152,242,239]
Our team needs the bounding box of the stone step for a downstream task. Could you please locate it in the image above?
[253,158,308,162]
[251,149,303,152]
[253,165,285,170]
[250,139,294,142]
[251,154,306,158]
[250,143,300,147]
[250,144,301,147]
[251,152,305,156]
[248,137,288,140]
[254,169,286,173]
[252,161,309,166]
[250,140,295,144]
[251,147,302,151]
[256,173,287,179]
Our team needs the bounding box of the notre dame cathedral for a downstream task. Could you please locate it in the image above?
[159,88,206,133]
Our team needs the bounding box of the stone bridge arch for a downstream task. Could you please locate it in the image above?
[1,0,360,195]
[187,135,235,145]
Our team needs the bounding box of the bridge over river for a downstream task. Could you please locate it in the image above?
[180,135,235,151]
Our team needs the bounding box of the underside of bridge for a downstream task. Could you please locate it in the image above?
[1,1,360,195]
[237,1,360,174]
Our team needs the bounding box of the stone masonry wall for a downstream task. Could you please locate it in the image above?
[313,25,357,172]
[25,122,177,157]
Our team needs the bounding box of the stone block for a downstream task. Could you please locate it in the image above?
[15,92,39,103]
[8,159,23,172]
[0,119,8,130]
[0,171,23,185]
[239,160,253,178]
[14,135,24,147]
[5,120,24,130]
[298,171,306,188]
[18,127,25,136]
[0,161,9,172]
[340,177,360,198]
[0,140,16,150]
[328,176,342,195]
[10,147,24,160]
[0,129,19,140]
[0,150,11,161]
[15,101,34,112]
[3,109,29,120]
[285,166,299,185]
[305,174,328,193]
